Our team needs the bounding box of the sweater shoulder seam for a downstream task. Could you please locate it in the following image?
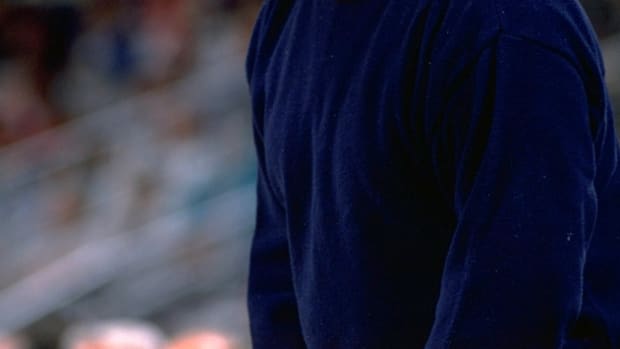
[497,32,584,78]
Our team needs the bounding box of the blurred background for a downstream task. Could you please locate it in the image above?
[0,0,617,348]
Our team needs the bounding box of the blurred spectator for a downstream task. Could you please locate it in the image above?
[57,0,198,115]
[583,0,620,37]
[165,331,237,349]
[133,0,197,86]
[54,0,136,114]
[0,4,80,145]
[61,320,165,349]
[0,61,55,145]
[0,334,29,349]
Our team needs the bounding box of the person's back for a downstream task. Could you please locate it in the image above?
[245,0,620,347]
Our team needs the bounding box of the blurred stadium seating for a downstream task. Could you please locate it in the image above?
[0,0,618,348]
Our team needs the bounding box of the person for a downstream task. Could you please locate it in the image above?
[61,320,165,349]
[245,0,620,347]
[165,330,238,349]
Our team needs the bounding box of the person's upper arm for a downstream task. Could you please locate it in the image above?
[425,33,598,348]
[247,121,306,348]
[246,2,305,341]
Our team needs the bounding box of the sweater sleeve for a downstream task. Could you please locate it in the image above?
[425,34,598,349]
[247,122,306,348]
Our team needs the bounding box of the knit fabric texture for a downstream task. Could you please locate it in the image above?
[246,0,620,347]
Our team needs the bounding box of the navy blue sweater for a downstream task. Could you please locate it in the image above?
[245,0,620,347]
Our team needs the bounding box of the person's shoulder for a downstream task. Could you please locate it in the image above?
[431,0,604,76]
[494,0,600,48]
[245,0,296,86]
[437,0,599,45]
[495,0,604,69]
